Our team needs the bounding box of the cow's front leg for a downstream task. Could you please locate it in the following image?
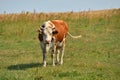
[51,44,56,66]
[42,44,50,67]
[43,51,46,67]
[40,43,47,67]
[51,50,55,66]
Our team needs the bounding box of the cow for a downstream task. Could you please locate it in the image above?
[38,20,81,67]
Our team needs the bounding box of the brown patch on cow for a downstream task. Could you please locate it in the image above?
[51,20,68,42]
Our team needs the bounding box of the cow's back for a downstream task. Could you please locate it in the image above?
[51,20,68,42]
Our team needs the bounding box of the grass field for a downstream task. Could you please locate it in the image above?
[0,9,120,80]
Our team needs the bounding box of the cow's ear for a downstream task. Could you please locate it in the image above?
[52,28,58,34]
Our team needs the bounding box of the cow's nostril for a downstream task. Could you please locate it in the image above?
[45,40,51,44]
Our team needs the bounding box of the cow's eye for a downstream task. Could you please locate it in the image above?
[42,25,45,28]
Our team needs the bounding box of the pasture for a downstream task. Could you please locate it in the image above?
[0,9,120,80]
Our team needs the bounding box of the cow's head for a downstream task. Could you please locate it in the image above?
[38,21,58,44]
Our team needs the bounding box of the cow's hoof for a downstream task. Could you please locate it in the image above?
[60,62,63,65]
[59,61,63,65]
[43,64,46,67]
[52,64,55,66]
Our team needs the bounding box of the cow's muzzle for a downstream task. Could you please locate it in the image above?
[45,40,51,44]
[45,38,54,44]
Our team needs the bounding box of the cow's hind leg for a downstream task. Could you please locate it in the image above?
[60,40,66,65]
[56,49,60,64]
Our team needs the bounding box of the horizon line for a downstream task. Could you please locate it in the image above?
[0,8,119,14]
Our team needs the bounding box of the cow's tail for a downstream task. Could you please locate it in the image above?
[68,32,82,39]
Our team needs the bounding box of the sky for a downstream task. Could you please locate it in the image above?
[0,0,120,14]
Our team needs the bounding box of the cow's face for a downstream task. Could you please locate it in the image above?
[38,21,58,44]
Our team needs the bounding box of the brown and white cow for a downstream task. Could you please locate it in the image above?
[38,20,81,67]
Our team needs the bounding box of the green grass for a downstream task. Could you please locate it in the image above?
[0,9,120,80]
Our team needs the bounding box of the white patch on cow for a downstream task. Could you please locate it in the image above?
[42,21,54,43]
[48,21,55,28]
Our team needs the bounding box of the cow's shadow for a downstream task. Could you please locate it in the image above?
[7,63,42,70]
